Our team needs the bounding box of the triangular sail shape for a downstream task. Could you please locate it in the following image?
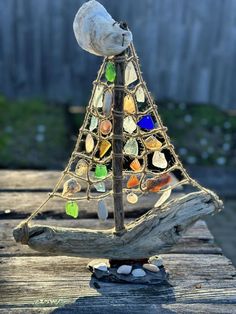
[13,43,222,258]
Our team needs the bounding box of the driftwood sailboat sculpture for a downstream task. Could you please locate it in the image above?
[14,0,222,281]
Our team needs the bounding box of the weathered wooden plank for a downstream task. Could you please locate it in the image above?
[0,191,178,218]
[0,254,235,308]
[0,304,236,314]
[0,168,234,197]
[0,220,221,257]
[0,170,61,191]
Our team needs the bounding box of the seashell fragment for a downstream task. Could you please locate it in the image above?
[117,265,132,275]
[152,151,168,169]
[93,84,104,108]
[123,116,137,134]
[136,86,145,102]
[73,0,132,56]
[85,134,94,153]
[154,188,172,208]
[125,61,137,86]
[127,192,138,204]
[148,256,164,267]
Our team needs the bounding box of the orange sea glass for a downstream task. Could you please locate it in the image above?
[130,158,142,172]
[127,175,140,188]
[99,140,111,158]
[124,95,136,114]
[144,136,162,150]
[146,174,171,192]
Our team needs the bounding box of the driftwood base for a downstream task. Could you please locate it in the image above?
[87,258,169,285]
[13,191,223,258]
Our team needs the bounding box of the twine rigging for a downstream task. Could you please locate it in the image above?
[20,42,222,241]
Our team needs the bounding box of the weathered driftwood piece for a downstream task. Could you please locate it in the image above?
[13,191,222,259]
[73,0,132,56]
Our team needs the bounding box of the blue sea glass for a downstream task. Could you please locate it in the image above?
[137,115,155,130]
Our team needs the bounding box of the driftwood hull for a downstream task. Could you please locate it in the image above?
[13,191,222,259]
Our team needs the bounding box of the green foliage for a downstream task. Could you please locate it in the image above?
[0,97,68,169]
[158,102,236,167]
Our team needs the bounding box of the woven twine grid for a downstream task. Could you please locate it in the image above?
[24,43,221,225]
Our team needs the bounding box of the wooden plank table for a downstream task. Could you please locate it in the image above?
[0,171,236,313]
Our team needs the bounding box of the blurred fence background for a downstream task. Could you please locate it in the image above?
[0,0,236,109]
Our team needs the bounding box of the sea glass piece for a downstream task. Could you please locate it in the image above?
[97,200,108,221]
[144,136,162,150]
[130,158,142,172]
[62,178,81,197]
[100,140,111,157]
[75,159,89,177]
[154,188,172,207]
[123,116,137,134]
[127,175,139,188]
[124,95,136,114]
[135,86,145,102]
[95,164,108,178]
[124,138,138,156]
[105,61,116,82]
[100,120,112,135]
[89,116,98,131]
[152,151,168,169]
[93,84,104,108]
[137,115,155,130]
[65,201,79,218]
[127,192,138,204]
[94,181,106,193]
[125,61,137,86]
[85,133,94,153]
[146,174,171,192]
[103,90,113,116]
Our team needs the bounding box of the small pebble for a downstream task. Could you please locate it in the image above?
[132,268,146,277]
[117,265,132,275]
[143,263,159,273]
[149,256,164,267]
[93,263,108,272]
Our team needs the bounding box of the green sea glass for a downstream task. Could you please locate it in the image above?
[95,164,108,178]
[89,116,98,131]
[105,61,116,82]
[65,201,79,218]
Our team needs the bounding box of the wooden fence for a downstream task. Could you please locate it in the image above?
[0,0,236,109]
